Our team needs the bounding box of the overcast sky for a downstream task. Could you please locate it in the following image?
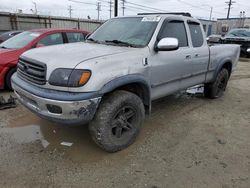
[0,0,249,20]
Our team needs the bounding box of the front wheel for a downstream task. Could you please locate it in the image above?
[204,68,229,99]
[89,90,145,152]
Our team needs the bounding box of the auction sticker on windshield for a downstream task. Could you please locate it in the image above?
[142,16,161,22]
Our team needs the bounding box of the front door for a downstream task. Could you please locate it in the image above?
[150,19,192,100]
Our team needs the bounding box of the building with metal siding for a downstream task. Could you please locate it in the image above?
[0,12,103,33]
[216,17,250,35]
[199,19,217,36]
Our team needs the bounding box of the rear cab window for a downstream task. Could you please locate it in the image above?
[188,21,204,47]
[158,20,188,47]
[66,32,85,43]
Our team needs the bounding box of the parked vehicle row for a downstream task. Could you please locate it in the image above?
[11,13,240,152]
[0,28,89,90]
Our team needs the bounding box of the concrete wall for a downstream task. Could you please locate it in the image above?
[0,12,103,33]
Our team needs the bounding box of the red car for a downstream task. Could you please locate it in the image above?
[0,28,89,89]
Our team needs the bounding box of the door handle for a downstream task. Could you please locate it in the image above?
[195,54,199,57]
[185,55,191,59]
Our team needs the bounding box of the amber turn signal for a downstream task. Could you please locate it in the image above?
[79,71,91,86]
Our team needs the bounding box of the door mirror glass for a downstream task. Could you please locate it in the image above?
[157,37,179,51]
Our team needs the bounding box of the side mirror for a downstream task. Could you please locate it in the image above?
[36,43,45,48]
[156,37,179,51]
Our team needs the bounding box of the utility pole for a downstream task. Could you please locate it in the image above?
[121,0,125,16]
[32,1,37,14]
[225,0,236,19]
[108,0,113,19]
[68,5,73,18]
[209,7,213,21]
[97,2,101,20]
[114,0,118,17]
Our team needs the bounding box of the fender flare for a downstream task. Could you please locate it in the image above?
[99,74,151,107]
[212,58,232,82]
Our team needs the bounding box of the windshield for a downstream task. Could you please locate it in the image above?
[88,17,160,47]
[226,29,250,37]
[0,31,41,49]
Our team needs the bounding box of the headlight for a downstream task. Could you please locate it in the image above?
[49,68,91,87]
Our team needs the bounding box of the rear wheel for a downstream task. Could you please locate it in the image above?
[204,68,229,99]
[89,90,145,152]
[5,68,16,90]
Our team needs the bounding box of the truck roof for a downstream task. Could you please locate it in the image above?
[137,12,192,17]
[115,12,200,24]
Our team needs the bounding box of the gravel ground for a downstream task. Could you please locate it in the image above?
[0,59,250,188]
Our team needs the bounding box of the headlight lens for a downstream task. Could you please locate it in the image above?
[49,68,91,87]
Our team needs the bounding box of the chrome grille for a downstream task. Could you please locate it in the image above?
[17,58,46,85]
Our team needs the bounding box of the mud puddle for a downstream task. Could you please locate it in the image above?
[3,113,108,162]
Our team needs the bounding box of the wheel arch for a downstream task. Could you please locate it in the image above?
[99,75,151,113]
[213,59,233,81]
[4,66,17,87]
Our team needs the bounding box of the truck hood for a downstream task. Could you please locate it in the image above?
[21,42,136,69]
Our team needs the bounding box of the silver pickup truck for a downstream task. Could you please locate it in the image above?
[12,13,240,152]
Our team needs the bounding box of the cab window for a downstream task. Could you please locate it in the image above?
[38,33,64,46]
[66,32,85,43]
[159,20,188,47]
[188,22,204,47]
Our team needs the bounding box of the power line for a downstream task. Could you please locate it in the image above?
[125,5,159,13]
[68,0,103,20]
[177,0,237,17]
[125,0,167,12]
[68,0,96,6]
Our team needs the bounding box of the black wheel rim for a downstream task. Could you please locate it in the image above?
[111,106,137,139]
[217,76,227,96]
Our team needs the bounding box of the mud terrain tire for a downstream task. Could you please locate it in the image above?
[89,90,145,152]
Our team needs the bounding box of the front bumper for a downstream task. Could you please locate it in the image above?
[12,73,101,125]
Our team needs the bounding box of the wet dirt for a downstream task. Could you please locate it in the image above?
[0,59,250,188]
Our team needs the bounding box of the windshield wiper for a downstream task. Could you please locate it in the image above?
[105,40,137,47]
[241,33,248,37]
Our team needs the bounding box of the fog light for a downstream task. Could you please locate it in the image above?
[46,104,62,114]
[247,48,250,53]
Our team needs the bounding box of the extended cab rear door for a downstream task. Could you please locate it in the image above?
[181,21,209,88]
